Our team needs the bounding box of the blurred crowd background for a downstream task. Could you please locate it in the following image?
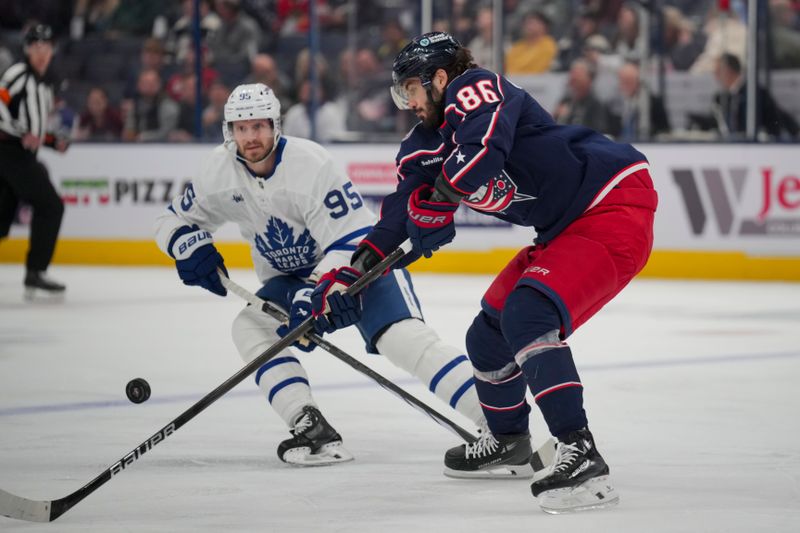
[1,0,799,145]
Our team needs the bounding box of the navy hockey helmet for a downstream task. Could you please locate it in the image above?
[390,32,461,110]
[24,24,54,45]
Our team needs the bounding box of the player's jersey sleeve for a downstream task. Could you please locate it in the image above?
[154,152,230,257]
[440,69,526,196]
[361,124,443,259]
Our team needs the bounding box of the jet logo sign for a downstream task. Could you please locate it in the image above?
[672,167,800,237]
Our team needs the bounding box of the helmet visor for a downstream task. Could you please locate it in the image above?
[390,82,411,110]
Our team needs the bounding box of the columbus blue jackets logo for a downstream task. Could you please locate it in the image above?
[463,170,535,213]
[254,217,318,273]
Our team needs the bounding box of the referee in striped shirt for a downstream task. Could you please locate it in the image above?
[0,24,67,296]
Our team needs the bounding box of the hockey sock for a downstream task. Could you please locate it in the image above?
[465,311,531,434]
[376,318,484,424]
[473,367,531,435]
[232,304,317,427]
[501,287,587,438]
[516,332,587,439]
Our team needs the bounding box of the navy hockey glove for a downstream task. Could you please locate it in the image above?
[406,184,458,258]
[311,267,362,333]
[169,225,228,296]
[276,286,318,352]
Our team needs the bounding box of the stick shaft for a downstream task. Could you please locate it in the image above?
[220,273,477,441]
[0,242,411,523]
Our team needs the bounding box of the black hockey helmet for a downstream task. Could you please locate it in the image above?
[24,24,54,45]
[390,32,461,109]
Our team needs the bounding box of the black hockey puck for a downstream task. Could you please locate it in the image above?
[126,378,151,404]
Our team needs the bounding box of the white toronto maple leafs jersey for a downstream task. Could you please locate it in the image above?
[155,136,376,283]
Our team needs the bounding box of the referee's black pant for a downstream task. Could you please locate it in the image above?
[0,140,64,272]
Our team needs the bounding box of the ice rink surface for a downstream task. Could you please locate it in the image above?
[1,264,799,532]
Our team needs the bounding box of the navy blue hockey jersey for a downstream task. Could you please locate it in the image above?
[363,68,648,258]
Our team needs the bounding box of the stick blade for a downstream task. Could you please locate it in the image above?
[0,488,52,522]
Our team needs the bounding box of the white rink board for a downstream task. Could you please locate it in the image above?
[12,142,800,255]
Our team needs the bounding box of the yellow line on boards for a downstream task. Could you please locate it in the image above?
[1,239,799,281]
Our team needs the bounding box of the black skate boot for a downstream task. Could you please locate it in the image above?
[277,406,354,466]
[24,271,66,300]
[444,427,534,479]
[530,428,619,513]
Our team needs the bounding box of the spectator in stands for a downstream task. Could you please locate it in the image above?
[770,0,800,69]
[165,46,218,102]
[556,7,603,71]
[292,48,334,97]
[51,92,78,142]
[449,0,477,44]
[102,0,163,37]
[377,20,408,68]
[326,0,386,33]
[166,0,221,63]
[283,78,345,142]
[276,0,338,35]
[201,79,229,142]
[612,3,640,61]
[505,11,557,74]
[524,1,576,41]
[662,6,706,71]
[707,53,798,140]
[123,37,171,101]
[0,2,73,37]
[663,0,716,23]
[123,68,179,142]
[0,39,14,76]
[689,6,746,73]
[344,47,397,133]
[583,34,622,78]
[245,53,292,110]
[207,0,259,84]
[70,0,117,38]
[553,58,617,135]
[612,61,671,141]
[73,86,124,141]
[168,75,200,142]
[468,5,500,71]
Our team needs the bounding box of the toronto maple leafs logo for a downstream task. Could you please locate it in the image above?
[254,217,318,273]
[463,170,536,213]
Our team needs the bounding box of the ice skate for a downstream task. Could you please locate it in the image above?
[277,406,354,466]
[530,428,619,514]
[444,425,534,479]
[24,271,66,301]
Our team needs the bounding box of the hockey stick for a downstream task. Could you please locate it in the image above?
[219,272,478,442]
[0,241,412,523]
[219,272,557,475]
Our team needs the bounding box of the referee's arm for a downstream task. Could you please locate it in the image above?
[0,62,57,151]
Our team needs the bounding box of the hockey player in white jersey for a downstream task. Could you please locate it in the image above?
[153,83,531,471]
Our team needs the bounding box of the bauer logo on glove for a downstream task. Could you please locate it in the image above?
[406,184,459,258]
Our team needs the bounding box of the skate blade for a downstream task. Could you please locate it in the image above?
[282,442,354,466]
[443,462,534,480]
[537,475,619,514]
[23,287,65,302]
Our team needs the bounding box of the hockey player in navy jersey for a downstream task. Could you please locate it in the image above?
[311,33,658,512]
[155,83,493,468]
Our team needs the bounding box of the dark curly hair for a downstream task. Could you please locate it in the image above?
[444,47,478,82]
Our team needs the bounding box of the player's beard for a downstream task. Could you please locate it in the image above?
[240,142,270,163]
[420,89,445,129]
